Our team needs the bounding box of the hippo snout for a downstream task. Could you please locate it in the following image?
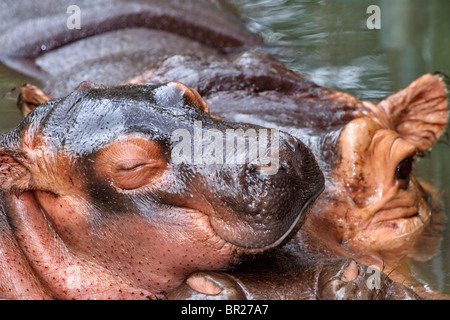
[203,130,325,250]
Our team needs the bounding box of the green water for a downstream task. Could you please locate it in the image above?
[0,0,449,293]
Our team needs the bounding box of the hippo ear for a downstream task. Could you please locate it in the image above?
[376,73,449,151]
[0,147,33,192]
[16,84,52,118]
[76,81,106,90]
[170,81,210,114]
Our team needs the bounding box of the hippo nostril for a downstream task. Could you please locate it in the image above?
[246,163,258,174]
[248,163,272,174]
[246,161,284,176]
[246,162,268,176]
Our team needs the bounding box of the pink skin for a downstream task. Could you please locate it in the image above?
[0,122,244,300]
[0,85,219,299]
[300,74,449,288]
[4,190,240,299]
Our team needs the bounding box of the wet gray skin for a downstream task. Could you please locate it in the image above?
[154,54,448,300]
[0,0,261,97]
[0,0,259,58]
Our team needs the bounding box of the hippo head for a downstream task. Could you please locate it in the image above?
[305,73,449,267]
[0,81,323,299]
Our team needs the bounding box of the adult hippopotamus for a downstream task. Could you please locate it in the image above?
[0,0,261,98]
[1,0,446,300]
[0,80,325,299]
[132,52,448,299]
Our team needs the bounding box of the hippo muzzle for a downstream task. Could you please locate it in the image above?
[196,131,324,249]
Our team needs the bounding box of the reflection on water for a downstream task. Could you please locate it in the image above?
[0,0,449,293]
[226,0,449,100]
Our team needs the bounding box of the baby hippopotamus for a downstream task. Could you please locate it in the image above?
[0,81,324,299]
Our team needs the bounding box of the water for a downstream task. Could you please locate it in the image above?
[0,63,30,133]
[0,0,449,293]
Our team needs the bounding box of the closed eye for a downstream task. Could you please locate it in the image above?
[96,135,167,190]
[112,161,165,190]
[115,160,150,172]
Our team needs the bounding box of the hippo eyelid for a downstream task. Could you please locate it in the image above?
[108,160,167,191]
[95,135,167,190]
[114,159,165,172]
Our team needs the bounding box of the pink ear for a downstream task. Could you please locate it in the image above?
[0,147,32,192]
[170,81,210,114]
[16,84,52,118]
[76,81,105,90]
[376,73,449,151]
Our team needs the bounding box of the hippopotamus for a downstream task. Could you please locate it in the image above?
[10,80,419,301]
[124,51,449,299]
[0,80,326,299]
[167,245,418,300]
[1,0,447,300]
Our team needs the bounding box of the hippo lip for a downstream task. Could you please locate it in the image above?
[373,205,430,237]
[208,183,324,252]
[380,206,419,220]
[377,205,428,222]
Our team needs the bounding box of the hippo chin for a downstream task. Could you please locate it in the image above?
[0,82,323,299]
